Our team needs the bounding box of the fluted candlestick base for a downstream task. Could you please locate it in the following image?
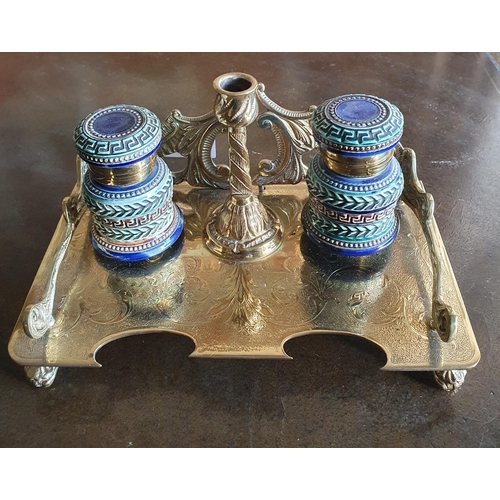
[205,193,283,260]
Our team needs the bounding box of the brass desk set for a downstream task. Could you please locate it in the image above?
[8,72,480,391]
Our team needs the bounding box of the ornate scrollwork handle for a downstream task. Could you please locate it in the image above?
[23,157,86,339]
[395,144,457,343]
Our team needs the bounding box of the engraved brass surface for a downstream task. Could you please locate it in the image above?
[9,182,480,372]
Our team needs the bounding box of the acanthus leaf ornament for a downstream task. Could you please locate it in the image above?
[160,109,230,188]
[254,83,316,188]
[159,81,317,190]
[207,264,273,327]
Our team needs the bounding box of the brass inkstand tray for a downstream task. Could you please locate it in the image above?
[8,73,480,390]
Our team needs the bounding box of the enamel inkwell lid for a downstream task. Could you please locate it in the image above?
[73,104,162,167]
[311,94,404,157]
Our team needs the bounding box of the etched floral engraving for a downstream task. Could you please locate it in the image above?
[208,265,273,328]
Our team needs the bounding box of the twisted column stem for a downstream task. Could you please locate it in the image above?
[228,126,252,196]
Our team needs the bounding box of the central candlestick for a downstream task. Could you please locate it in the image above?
[205,73,283,260]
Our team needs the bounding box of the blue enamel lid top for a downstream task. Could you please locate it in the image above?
[74,104,162,167]
[312,94,404,156]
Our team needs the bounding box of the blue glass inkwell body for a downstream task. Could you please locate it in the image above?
[74,104,183,262]
[302,94,405,256]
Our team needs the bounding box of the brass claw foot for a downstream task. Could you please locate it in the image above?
[204,73,284,260]
[433,369,466,391]
[24,366,59,388]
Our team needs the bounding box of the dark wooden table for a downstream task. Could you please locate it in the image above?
[1,53,499,447]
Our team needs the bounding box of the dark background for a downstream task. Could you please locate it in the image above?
[1,53,499,447]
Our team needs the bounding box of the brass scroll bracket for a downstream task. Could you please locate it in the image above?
[23,158,86,339]
[160,110,230,189]
[159,81,317,189]
[395,144,458,343]
[253,83,316,188]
